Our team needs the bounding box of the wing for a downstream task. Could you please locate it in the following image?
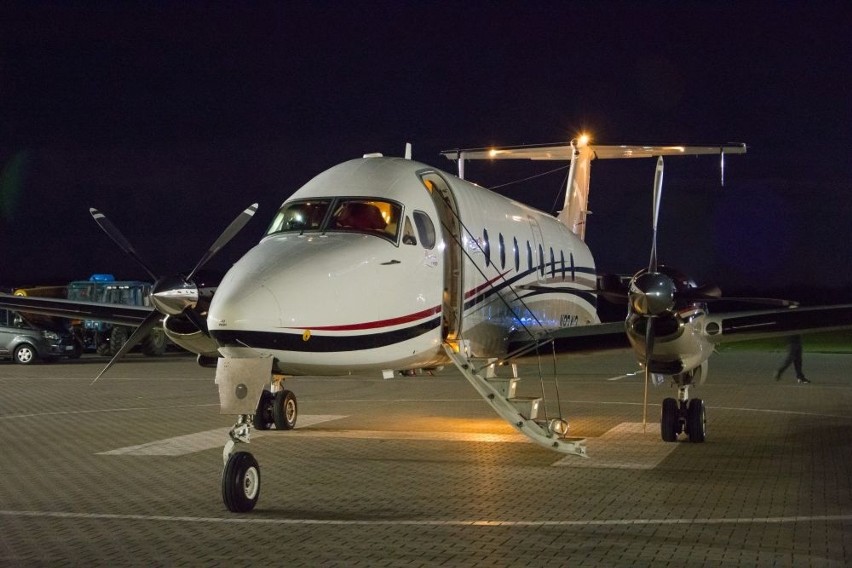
[508,321,630,356]
[508,303,852,358]
[703,304,852,343]
[0,292,153,326]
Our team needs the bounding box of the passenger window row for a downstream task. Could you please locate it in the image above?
[481,228,575,281]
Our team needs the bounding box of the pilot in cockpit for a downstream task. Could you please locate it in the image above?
[334,202,387,232]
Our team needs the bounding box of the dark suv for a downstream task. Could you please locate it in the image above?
[0,309,76,364]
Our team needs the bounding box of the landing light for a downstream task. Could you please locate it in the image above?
[576,134,590,147]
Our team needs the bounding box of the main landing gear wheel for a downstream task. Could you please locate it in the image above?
[222,451,260,513]
[273,390,297,430]
[686,398,706,443]
[661,397,679,442]
[252,390,274,431]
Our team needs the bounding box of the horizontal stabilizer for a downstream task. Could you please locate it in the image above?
[441,143,746,162]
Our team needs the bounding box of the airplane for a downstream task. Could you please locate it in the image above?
[4,135,852,514]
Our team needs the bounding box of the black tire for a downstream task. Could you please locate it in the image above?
[13,343,38,365]
[686,398,706,443]
[96,341,111,356]
[252,390,274,431]
[222,451,260,513]
[661,397,679,442]
[142,328,167,356]
[109,326,128,356]
[273,390,297,430]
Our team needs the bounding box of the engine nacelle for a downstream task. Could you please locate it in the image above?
[163,314,220,359]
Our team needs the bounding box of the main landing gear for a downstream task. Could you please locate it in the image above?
[660,382,705,443]
[220,374,299,513]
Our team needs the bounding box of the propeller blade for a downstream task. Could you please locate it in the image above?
[186,203,259,281]
[91,310,162,384]
[89,208,159,281]
[649,156,664,272]
[642,318,655,434]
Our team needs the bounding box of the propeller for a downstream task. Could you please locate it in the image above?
[88,204,258,382]
[630,157,670,433]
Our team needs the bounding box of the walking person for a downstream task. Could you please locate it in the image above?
[775,335,810,383]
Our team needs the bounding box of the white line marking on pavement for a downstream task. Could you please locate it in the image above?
[605,370,641,381]
[552,422,677,469]
[0,404,218,420]
[3,509,851,527]
[98,415,347,456]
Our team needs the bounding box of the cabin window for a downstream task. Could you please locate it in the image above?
[266,199,332,234]
[499,233,506,269]
[483,228,491,267]
[412,211,436,249]
[527,241,533,271]
[549,248,555,277]
[513,237,519,272]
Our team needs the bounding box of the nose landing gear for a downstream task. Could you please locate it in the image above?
[222,447,261,513]
[660,382,706,443]
[216,359,299,513]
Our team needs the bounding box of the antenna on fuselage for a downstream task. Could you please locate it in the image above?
[404,142,412,160]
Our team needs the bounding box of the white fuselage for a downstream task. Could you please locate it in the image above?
[207,157,599,375]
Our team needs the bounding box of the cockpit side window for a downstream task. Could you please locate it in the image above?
[402,217,417,245]
[412,211,436,249]
[266,199,332,235]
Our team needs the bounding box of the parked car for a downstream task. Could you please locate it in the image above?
[0,309,76,364]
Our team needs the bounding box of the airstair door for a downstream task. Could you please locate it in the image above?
[420,171,463,342]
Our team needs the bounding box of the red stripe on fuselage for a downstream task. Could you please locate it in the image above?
[282,271,511,333]
[284,305,442,332]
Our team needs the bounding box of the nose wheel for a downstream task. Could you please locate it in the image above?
[222,387,299,513]
[660,395,706,443]
[222,450,261,513]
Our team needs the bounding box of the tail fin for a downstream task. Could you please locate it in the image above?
[557,141,593,240]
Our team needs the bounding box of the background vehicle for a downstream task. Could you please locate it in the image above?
[66,274,166,356]
[0,308,76,364]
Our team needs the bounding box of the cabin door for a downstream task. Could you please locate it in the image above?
[420,171,463,342]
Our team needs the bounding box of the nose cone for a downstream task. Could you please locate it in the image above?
[207,234,397,334]
[151,276,198,316]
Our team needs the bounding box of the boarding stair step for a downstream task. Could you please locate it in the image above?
[486,376,519,399]
[509,396,541,420]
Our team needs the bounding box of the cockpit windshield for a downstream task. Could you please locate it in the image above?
[266,200,332,234]
[266,198,402,241]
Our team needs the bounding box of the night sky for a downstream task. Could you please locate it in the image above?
[2,2,851,301]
